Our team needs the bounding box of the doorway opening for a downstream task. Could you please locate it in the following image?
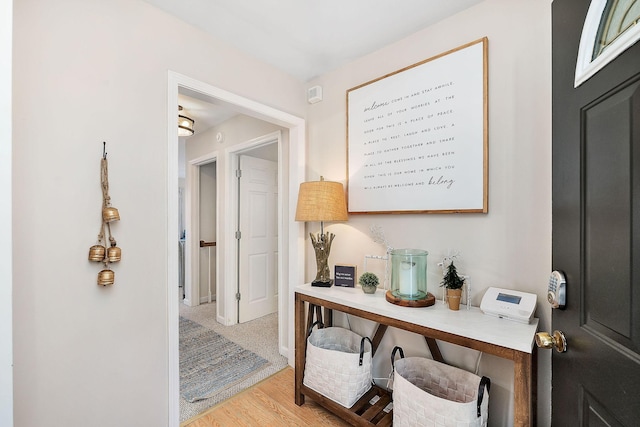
[183,152,218,308]
[166,71,306,426]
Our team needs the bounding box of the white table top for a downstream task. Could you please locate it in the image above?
[296,284,539,354]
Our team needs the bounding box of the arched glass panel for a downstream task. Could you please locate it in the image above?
[575,0,640,87]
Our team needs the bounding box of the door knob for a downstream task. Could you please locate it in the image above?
[535,330,567,352]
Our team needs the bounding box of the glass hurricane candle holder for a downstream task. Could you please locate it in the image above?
[386,248,435,307]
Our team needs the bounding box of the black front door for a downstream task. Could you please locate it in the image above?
[552,0,640,425]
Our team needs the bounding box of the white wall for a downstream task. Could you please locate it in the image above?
[11,1,305,426]
[305,0,552,425]
[1,0,13,425]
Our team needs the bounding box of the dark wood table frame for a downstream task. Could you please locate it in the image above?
[294,291,537,427]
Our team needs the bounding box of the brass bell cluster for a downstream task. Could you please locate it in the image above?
[88,142,122,286]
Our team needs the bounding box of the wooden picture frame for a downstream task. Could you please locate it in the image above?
[347,37,488,214]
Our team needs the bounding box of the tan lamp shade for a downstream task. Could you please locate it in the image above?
[295,178,348,222]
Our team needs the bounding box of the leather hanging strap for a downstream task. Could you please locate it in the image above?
[358,337,373,366]
[390,346,405,369]
[477,376,491,417]
[306,320,324,339]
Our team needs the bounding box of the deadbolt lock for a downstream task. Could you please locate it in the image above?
[535,330,567,353]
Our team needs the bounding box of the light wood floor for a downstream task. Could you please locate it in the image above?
[181,367,351,427]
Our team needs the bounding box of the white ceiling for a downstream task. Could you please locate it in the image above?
[146,0,483,82]
[163,0,484,132]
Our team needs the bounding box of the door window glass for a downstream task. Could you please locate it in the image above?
[575,0,640,87]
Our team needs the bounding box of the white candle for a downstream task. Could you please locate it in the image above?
[399,261,417,296]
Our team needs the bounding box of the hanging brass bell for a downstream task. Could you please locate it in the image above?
[88,245,106,262]
[102,206,120,223]
[107,245,121,262]
[97,269,115,286]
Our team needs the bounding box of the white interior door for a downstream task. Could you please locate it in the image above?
[238,155,278,323]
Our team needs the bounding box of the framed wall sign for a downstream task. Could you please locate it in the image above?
[334,265,357,287]
[347,37,488,214]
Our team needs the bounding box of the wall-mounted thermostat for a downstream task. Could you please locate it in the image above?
[480,287,537,324]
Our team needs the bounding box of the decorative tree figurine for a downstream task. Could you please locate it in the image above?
[441,261,465,310]
[310,231,335,286]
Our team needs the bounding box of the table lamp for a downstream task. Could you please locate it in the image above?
[295,177,348,287]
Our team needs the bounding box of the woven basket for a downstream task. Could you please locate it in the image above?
[391,347,490,427]
[303,326,373,408]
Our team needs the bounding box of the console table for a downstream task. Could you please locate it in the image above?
[294,284,539,427]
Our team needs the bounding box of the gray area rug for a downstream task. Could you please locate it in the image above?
[179,303,289,422]
[179,316,270,402]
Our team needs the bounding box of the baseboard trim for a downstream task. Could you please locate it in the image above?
[199,295,216,304]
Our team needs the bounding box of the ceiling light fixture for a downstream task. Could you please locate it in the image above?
[178,105,195,137]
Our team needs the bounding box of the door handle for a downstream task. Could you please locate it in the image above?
[535,330,567,352]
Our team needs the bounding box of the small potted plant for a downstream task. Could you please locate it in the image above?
[358,272,379,294]
[441,261,465,310]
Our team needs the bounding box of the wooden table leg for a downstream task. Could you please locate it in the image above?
[323,307,333,327]
[314,304,323,327]
[513,350,533,427]
[306,303,315,334]
[295,293,306,405]
[371,324,388,356]
[531,346,538,427]
[425,337,445,363]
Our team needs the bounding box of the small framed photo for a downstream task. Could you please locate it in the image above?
[334,265,357,287]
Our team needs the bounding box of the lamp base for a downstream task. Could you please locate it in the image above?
[311,279,333,287]
[385,290,435,307]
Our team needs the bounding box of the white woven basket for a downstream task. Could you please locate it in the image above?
[303,326,372,408]
[392,354,490,427]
